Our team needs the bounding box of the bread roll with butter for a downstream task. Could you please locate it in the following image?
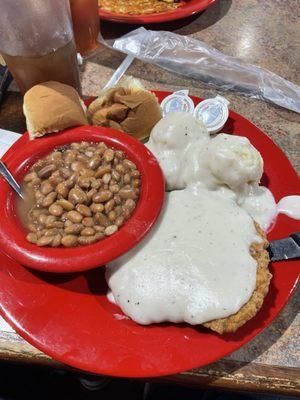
[87,78,162,141]
[23,81,88,140]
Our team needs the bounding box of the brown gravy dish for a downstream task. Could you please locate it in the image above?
[18,141,141,247]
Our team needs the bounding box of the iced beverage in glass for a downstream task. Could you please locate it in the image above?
[70,0,100,56]
[0,0,80,94]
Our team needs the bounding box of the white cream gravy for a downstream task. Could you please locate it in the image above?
[106,111,299,326]
[107,186,261,325]
[277,196,300,220]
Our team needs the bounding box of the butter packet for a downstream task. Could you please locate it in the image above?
[161,90,229,134]
[160,90,195,116]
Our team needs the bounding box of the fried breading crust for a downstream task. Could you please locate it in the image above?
[203,223,272,334]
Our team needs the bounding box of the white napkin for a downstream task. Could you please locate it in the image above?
[0,129,20,332]
[0,129,21,158]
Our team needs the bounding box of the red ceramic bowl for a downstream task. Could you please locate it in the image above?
[0,126,164,273]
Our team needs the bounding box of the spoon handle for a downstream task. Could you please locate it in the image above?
[0,161,24,199]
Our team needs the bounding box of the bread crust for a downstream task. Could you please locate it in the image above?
[88,87,162,140]
[203,223,271,334]
[23,81,87,139]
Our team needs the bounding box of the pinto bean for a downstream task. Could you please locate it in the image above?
[49,203,64,217]
[38,214,48,225]
[102,173,111,184]
[95,165,111,178]
[61,235,78,247]
[67,210,83,223]
[103,149,115,162]
[40,180,53,195]
[105,225,118,236]
[81,227,95,236]
[115,164,125,174]
[119,188,137,200]
[78,235,97,245]
[37,236,53,246]
[65,173,77,188]
[108,210,117,222]
[82,217,94,227]
[42,191,57,207]
[26,232,38,243]
[115,150,125,160]
[56,199,74,211]
[90,202,104,213]
[109,184,119,194]
[94,232,105,240]
[52,234,62,247]
[115,216,124,227]
[48,170,64,185]
[94,212,110,227]
[94,225,105,233]
[104,199,115,214]
[112,170,121,181]
[123,199,136,212]
[71,161,85,172]
[123,159,136,170]
[65,224,83,234]
[114,194,122,205]
[132,178,140,188]
[38,164,56,178]
[90,177,101,189]
[88,156,101,170]
[23,141,140,247]
[56,182,69,197]
[24,172,38,182]
[92,190,112,203]
[68,187,87,204]
[79,168,95,178]
[77,176,91,189]
[76,204,92,217]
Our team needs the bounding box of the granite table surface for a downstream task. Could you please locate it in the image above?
[0,0,299,396]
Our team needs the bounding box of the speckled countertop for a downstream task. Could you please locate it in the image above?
[0,0,299,394]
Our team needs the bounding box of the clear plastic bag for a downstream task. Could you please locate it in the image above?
[112,28,300,113]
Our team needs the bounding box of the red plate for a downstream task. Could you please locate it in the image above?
[99,0,216,24]
[0,91,299,377]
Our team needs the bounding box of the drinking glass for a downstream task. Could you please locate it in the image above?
[0,0,80,94]
[70,0,100,57]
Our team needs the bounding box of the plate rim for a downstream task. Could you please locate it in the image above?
[98,0,216,24]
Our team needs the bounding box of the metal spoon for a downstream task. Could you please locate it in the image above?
[0,160,24,199]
